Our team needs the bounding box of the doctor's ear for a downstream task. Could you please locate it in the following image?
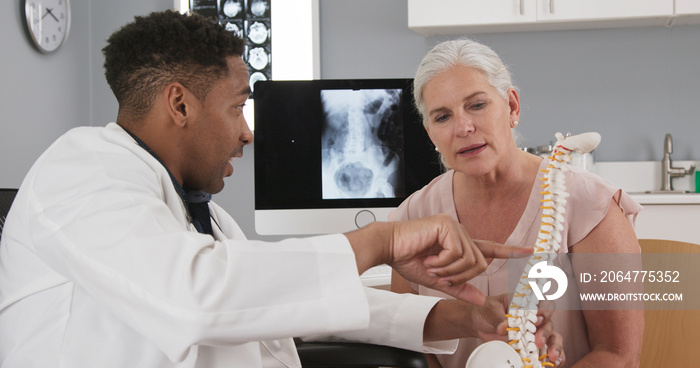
[165,82,190,126]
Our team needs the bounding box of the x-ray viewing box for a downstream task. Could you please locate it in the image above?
[253,79,442,236]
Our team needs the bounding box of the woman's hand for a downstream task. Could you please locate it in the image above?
[530,299,566,367]
[470,295,566,367]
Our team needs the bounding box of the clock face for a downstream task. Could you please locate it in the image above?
[25,0,71,53]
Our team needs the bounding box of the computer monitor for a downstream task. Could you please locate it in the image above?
[253,78,442,235]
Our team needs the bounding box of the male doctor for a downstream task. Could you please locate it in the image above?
[0,10,551,368]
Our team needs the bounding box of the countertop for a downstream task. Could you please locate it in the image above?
[629,193,700,205]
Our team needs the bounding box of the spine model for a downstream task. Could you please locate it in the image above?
[506,132,601,368]
[465,132,601,368]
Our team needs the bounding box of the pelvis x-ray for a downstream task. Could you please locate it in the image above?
[321,89,405,199]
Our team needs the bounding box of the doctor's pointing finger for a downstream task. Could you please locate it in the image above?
[344,214,533,305]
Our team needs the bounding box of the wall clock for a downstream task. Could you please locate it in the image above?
[24,0,71,53]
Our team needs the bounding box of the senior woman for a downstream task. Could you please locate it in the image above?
[390,39,644,368]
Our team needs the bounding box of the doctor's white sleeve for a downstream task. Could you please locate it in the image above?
[25,179,372,361]
[302,287,458,354]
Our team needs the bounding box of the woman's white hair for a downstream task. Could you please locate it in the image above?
[413,38,520,171]
[413,38,516,124]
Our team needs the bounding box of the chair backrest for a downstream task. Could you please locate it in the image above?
[638,238,700,368]
[295,341,429,368]
[0,188,19,241]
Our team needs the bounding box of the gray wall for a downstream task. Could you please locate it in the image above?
[319,1,700,162]
[2,0,699,241]
[1,0,90,189]
[1,0,172,191]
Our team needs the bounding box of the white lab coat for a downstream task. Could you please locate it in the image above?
[0,123,456,367]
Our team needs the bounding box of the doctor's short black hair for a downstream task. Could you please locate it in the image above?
[103,10,245,119]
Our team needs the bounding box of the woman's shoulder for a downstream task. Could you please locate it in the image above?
[564,164,633,205]
[562,164,643,245]
[389,170,455,221]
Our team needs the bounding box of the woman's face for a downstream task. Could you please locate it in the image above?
[422,65,519,177]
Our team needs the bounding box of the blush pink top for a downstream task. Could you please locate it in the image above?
[389,159,643,368]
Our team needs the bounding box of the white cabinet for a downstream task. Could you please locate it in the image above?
[408,0,684,36]
[675,0,700,14]
[634,204,700,244]
[408,0,536,35]
[536,0,672,22]
[672,0,700,26]
[628,193,700,244]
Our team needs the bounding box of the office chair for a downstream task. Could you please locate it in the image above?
[295,341,428,368]
[638,238,700,368]
[0,188,18,240]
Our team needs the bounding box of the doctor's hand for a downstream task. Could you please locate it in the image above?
[471,295,558,344]
[345,214,532,305]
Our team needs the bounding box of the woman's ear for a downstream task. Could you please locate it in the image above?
[507,88,520,123]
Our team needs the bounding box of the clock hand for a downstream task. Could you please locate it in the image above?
[43,8,60,22]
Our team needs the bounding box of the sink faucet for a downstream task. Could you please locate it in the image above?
[660,133,696,191]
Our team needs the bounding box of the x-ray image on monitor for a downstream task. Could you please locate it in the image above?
[320,89,405,200]
[253,79,442,235]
